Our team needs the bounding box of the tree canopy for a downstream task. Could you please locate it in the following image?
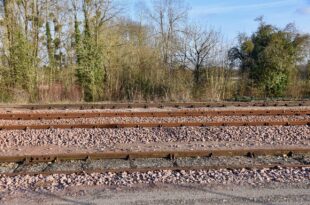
[229,21,309,97]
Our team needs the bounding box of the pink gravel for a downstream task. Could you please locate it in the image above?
[0,126,309,153]
[0,167,309,195]
[0,115,309,126]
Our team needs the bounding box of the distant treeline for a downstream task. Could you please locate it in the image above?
[0,0,309,103]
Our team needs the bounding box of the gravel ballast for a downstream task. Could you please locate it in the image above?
[0,106,309,203]
[0,126,309,152]
[0,115,309,126]
[1,155,308,175]
[0,167,309,195]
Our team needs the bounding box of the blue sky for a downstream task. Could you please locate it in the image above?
[120,0,310,41]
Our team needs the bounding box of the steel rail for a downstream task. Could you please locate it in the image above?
[1,109,310,120]
[0,147,309,163]
[1,147,309,176]
[0,119,309,130]
[1,100,310,110]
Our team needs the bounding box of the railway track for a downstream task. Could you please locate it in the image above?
[1,100,310,110]
[1,147,309,163]
[1,109,310,120]
[0,119,309,130]
[1,103,309,197]
[1,102,309,178]
[1,147,309,176]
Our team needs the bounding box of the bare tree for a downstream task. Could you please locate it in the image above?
[80,0,121,46]
[179,26,220,84]
[148,0,188,70]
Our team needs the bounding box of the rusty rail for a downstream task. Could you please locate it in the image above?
[1,100,310,110]
[0,119,309,130]
[1,147,309,176]
[1,109,310,120]
[1,147,309,163]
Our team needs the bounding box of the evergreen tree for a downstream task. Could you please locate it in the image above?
[75,1,105,102]
[229,21,309,97]
[8,30,37,101]
[46,21,55,66]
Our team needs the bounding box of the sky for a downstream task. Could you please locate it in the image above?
[120,0,310,41]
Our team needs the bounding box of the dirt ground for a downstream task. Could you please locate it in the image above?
[2,182,310,205]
